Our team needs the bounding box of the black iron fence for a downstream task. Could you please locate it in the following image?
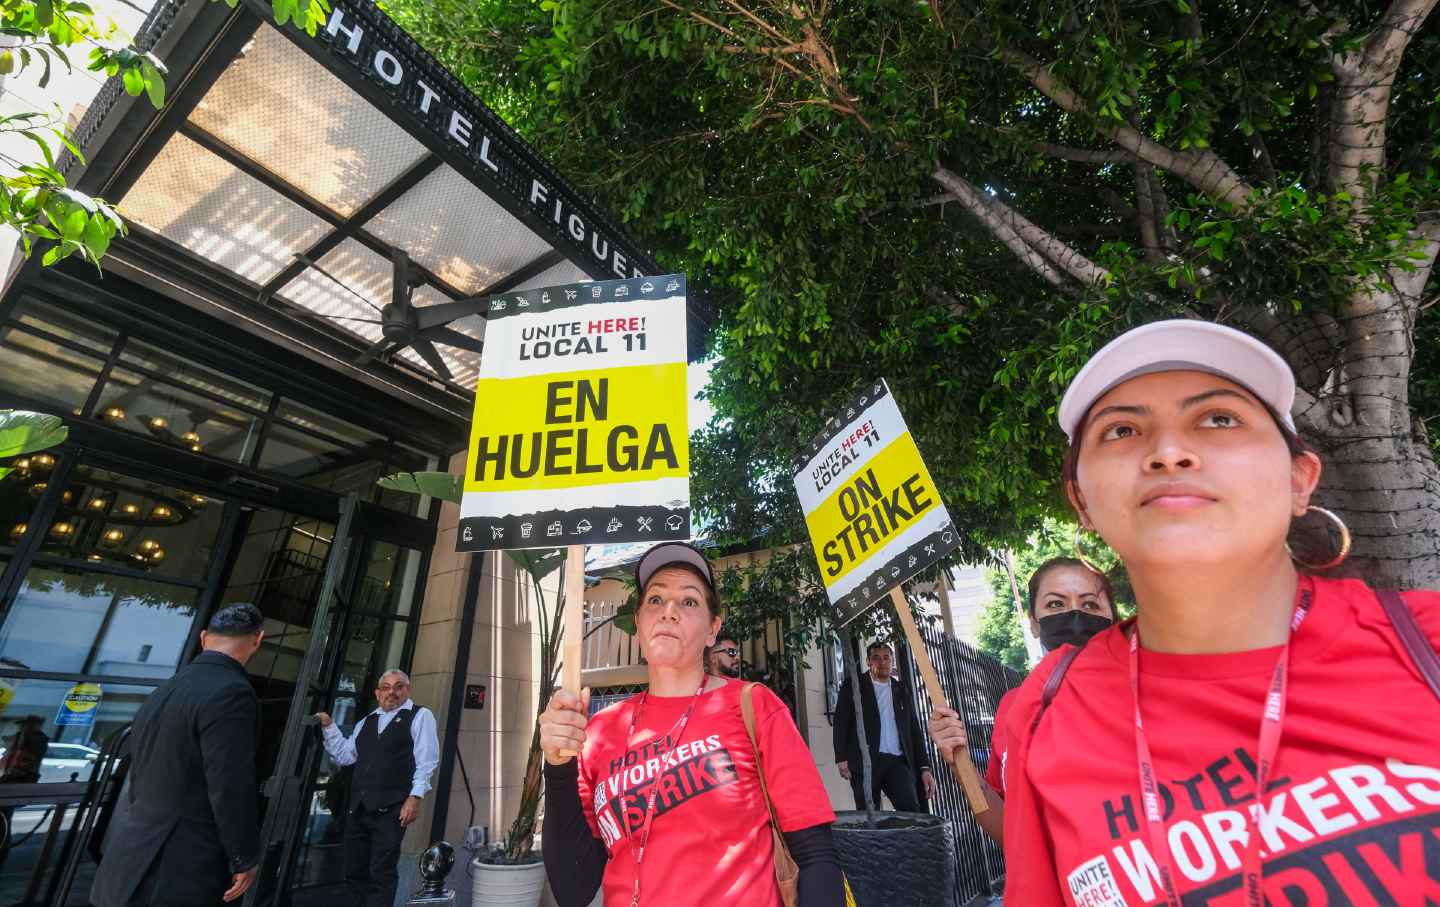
[900,618,1024,905]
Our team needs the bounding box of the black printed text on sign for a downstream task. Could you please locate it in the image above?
[458,275,690,551]
[792,380,960,626]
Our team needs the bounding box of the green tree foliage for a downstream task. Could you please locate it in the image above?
[387,0,1440,589]
[0,0,328,268]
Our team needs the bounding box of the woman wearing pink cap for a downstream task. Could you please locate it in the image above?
[931,320,1440,905]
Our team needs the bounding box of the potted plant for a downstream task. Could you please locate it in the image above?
[0,410,68,481]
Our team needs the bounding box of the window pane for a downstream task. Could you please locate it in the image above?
[0,450,50,561]
[119,338,271,412]
[0,326,105,413]
[92,368,264,463]
[13,296,120,354]
[35,466,226,582]
[377,444,436,516]
[275,399,386,450]
[0,680,156,772]
[0,565,196,675]
[329,616,408,726]
[353,543,422,617]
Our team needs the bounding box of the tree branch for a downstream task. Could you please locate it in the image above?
[929,167,1068,287]
[1132,162,1164,264]
[1031,142,1135,164]
[998,47,1255,210]
[1328,0,1440,209]
[1392,220,1440,307]
[932,166,1112,288]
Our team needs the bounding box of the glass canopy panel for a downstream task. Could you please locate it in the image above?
[187,26,430,219]
[365,165,554,294]
[277,238,391,348]
[511,260,590,292]
[118,133,331,284]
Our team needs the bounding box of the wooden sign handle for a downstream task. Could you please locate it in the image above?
[560,544,587,695]
[889,586,990,816]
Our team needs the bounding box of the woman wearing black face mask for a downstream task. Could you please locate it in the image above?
[927,557,1115,843]
[1027,557,1116,651]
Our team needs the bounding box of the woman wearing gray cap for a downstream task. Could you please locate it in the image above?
[538,541,843,906]
[934,320,1440,906]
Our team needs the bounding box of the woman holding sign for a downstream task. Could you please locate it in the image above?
[538,542,844,906]
[977,320,1440,906]
[930,557,1117,843]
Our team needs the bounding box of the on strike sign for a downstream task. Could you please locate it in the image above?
[458,274,690,551]
[792,379,960,625]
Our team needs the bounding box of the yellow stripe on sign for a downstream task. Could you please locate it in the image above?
[465,362,689,493]
[803,432,940,587]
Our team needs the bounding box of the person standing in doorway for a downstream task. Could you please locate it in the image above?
[315,669,439,907]
[91,603,265,906]
[833,642,936,812]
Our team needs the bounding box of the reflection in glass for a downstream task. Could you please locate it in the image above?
[0,456,42,563]
[93,368,263,463]
[1,566,197,676]
[119,338,272,413]
[353,544,422,618]
[13,297,121,355]
[0,326,105,413]
[257,423,387,493]
[34,467,226,581]
[376,444,435,516]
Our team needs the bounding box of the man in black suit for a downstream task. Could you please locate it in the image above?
[92,603,265,906]
[833,642,936,813]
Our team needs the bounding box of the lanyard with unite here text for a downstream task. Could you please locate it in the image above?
[1128,576,1314,907]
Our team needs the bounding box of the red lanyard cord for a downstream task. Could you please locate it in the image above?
[1127,578,1313,907]
[618,679,707,907]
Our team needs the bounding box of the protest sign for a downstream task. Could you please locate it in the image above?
[792,379,960,626]
[792,379,988,814]
[459,274,690,552]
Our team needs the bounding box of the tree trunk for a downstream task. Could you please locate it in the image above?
[1284,286,1440,588]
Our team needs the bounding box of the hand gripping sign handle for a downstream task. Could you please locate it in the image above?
[561,544,587,695]
[889,586,990,816]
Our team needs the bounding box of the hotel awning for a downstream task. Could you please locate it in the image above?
[62,0,684,424]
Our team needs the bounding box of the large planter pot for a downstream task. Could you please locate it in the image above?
[833,810,955,907]
[469,857,547,907]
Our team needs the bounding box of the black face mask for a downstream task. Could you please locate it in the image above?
[1037,610,1113,651]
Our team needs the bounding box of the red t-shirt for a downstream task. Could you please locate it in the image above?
[987,687,1016,797]
[1000,576,1440,906]
[576,679,836,906]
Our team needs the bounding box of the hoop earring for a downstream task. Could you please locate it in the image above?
[1073,524,1106,575]
[1287,505,1352,570]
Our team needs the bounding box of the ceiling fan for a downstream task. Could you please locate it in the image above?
[288,249,488,382]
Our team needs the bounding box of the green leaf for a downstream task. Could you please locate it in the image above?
[141,60,165,108]
[35,0,53,27]
[0,410,68,459]
[509,548,566,583]
[376,470,462,503]
[121,66,144,96]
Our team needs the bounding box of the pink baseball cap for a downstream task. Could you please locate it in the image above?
[1058,320,1296,441]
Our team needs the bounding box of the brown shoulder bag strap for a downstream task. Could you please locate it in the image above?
[1028,638,1089,733]
[741,684,793,852]
[1375,587,1440,703]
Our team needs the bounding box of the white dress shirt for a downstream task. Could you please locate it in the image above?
[871,676,904,756]
[322,698,440,798]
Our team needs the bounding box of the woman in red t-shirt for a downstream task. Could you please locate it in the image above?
[939,320,1440,906]
[935,558,1117,843]
[538,541,842,906]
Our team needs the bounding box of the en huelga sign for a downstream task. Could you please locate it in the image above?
[793,380,960,626]
[458,275,690,551]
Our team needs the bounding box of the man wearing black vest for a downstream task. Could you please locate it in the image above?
[316,669,439,907]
